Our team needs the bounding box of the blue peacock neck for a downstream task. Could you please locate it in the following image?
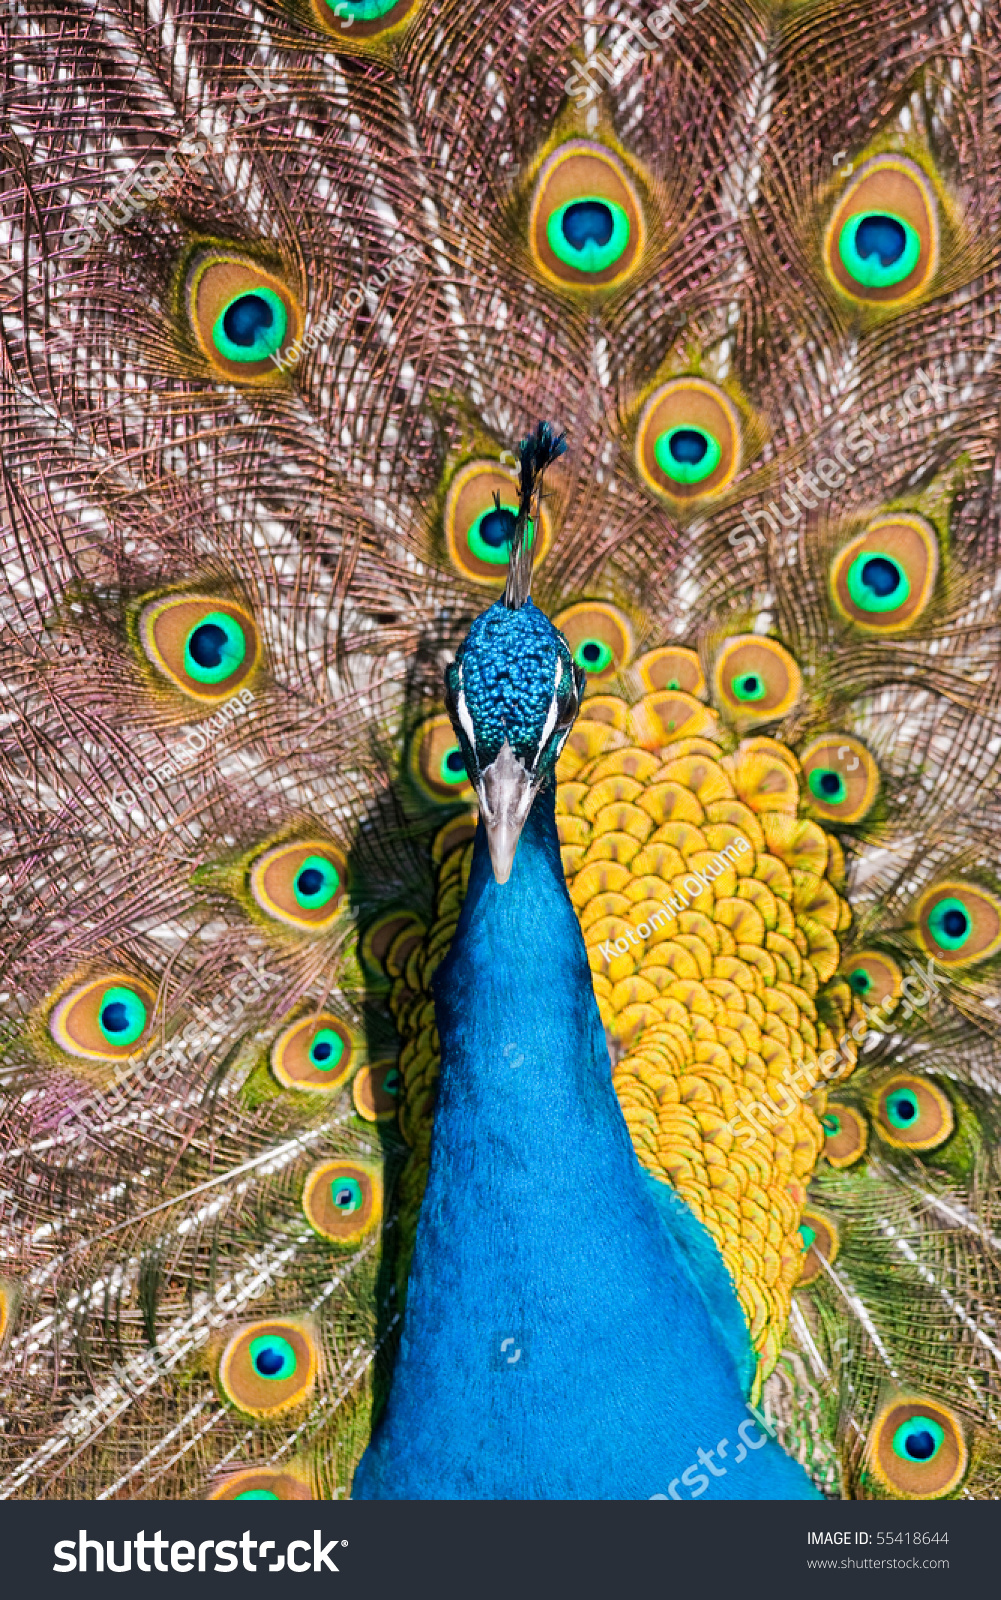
[352,782,820,1500]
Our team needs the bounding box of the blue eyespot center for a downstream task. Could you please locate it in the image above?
[248,1334,297,1382]
[903,1429,935,1460]
[943,909,967,939]
[861,557,902,598]
[188,623,230,671]
[101,1002,128,1033]
[668,428,708,465]
[478,507,516,548]
[223,293,274,348]
[819,772,840,796]
[298,868,323,897]
[562,200,613,249]
[855,214,906,267]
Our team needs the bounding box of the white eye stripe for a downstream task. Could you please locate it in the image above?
[533,658,564,768]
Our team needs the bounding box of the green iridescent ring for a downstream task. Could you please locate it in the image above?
[546,197,631,274]
[574,639,614,674]
[235,1491,280,1500]
[808,768,847,806]
[438,746,467,785]
[97,986,148,1046]
[331,1176,363,1214]
[838,211,921,290]
[885,1089,920,1130]
[848,968,872,995]
[846,551,910,613]
[653,426,721,485]
[891,1415,944,1464]
[730,672,766,703]
[326,0,399,16]
[466,508,533,567]
[798,1224,817,1251]
[821,1114,841,1136]
[183,612,247,685]
[927,896,971,951]
[212,286,288,363]
[293,855,341,910]
[249,1335,297,1382]
[308,1029,345,1072]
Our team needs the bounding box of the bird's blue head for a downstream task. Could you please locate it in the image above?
[442,423,583,884]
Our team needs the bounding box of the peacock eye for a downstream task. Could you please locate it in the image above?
[49,974,157,1061]
[410,715,475,803]
[138,594,259,702]
[892,1416,944,1463]
[824,157,937,306]
[439,745,468,784]
[870,1400,966,1498]
[573,638,614,675]
[838,211,921,289]
[712,637,802,726]
[546,196,631,274]
[653,425,721,486]
[636,379,741,503]
[873,1074,954,1151]
[271,1014,355,1092]
[213,287,287,364]
[249,1334,297,1381]
[554,603,633,688]
[821,1102,868,1169]
[184,252,301,381]
[795,1209,838,1285]
[352,1059,401,1122]
[217,1320,317,1417]
[841,950,901,1010]
[443,461,552,584]
[800,735,880,824]
[529,141,644,290]
[831,515,938,633]
[184,611,247,684]
[302,1159,382,1244]
[249,841,348,931]
[915,882,1001,967]
[236,1491,279,1500]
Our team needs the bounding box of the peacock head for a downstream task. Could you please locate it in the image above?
[442,423,582,885]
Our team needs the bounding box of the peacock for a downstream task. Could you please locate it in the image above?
[1,0,1000,1504]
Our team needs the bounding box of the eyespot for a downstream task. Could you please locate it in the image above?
[873,1074,954,1152]
[443,460,553,584]
[796,1209,838,1285]
[301,1159,383,1244]
[184,252,301,381]
[800,735,880,824]
[635,380,741,504]
[869,1398,967,1498]
[410,714,474,804]
[207,1467,312,1501]
[824,157,938,306]
[270,1014,357,1093]
[217,1319,318,1418]
[249,841,348,931]
[138,594,259,703]
[311,0,418,39]
[830,515,938,633]
[633,646,706,698]
[712,637,802,726]
[49,974,157,1062]
[352,1060,401,1122]
[915,882,1001,967]
[553,603,633,687]
[821,1102,868,1169]
[841,951,903,1010]
[529,142,644,290]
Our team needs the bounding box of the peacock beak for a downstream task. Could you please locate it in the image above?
[477,739,538,886]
